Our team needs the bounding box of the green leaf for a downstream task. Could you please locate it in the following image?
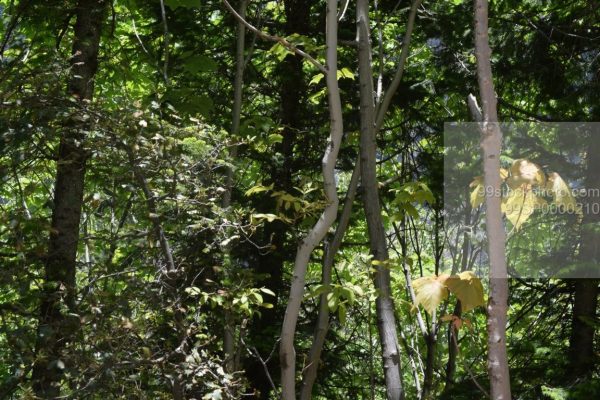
[184,55,218,74]
[309,73,324,85]
[309,284,332,297]
[251,213,279,223]
[337,68,354,80]
[165,0,199,9]
[327,292,338,311]
[260,288,276,297]
[338,304,347,325]
[269,42,292,61]
[245,184,274,196]
[267,133,283,144]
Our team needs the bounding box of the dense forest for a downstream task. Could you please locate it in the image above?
[1,0,599,399]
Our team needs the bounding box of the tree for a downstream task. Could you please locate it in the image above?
[473,0,512,398]
[279,0,343,397]
[357,0,404,398]
[31,1,107,397]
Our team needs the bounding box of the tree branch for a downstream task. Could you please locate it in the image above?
[221,0,327,74]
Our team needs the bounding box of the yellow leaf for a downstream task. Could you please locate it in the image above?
[546,172,579,213]
[509,159,545,187]
[469,176,485,209]
[445,271,485,312]
[412,275,449,315]
[502,188,546,230]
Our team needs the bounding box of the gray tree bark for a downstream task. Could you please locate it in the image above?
[473,0,512,398]
[279,0,344,397]
[300,162,360,400]
[357,0,404,398]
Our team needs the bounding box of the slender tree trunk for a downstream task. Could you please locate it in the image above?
[223,0,248,375]
[279,0,343,397]
[473,1,511,398]
[357,1,404,398]
[32,1,107,397]
[444,101,478,393]
[244,0,312,396]
[300,161,360,400]
[568,135,600,379]
[124,145,185,400]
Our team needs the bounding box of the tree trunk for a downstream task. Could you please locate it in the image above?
[223,0,248,375]
[300,161,360,399]
[245,0,312,396]
[473,0,512,398]
[279,0,343,397]
[32,0,107,397]
[568,135,600,379]
[357,1,404,399]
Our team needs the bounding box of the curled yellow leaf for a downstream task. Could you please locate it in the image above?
[412,274,449,315]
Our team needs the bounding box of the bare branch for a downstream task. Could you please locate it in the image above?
[221,0,327,74]
[374,0,423,132]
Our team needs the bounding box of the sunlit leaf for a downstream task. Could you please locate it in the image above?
[412,274,449,314]
[445,271,485,312]
[509,159,545,187]
[546,172,579,213]
[502,187,546,230]
[336,68,354,80]
[260,288,276,297]
[245,184,274,196]
[309,73,324,85]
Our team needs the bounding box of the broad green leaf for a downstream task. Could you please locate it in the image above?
[269,42,292,61]
[267,133,283,144]
[338,304,347,325]
[309,73,324,86]
[445,271,485,312]
[327,292,338,311]
[245,184,274,196]
[312,284,332,297]
[337,68,354,80]
[412,275,449,314]
[184,55,218,74]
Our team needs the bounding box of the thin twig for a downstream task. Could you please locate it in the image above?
[221,0,326,74]
[159,0,169,83]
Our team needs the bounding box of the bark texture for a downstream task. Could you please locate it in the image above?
[32,0,107,397]
[568,135,600,379]
[245,0,312,396]
[300,162,360,399]
[223,0,248,375]
[279,0,343,397]
[473,1,512,398]
[357,0,404,398]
